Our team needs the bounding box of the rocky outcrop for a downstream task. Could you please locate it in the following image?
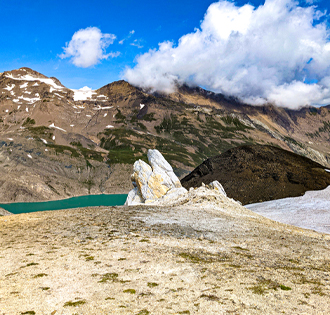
[125,149,187,205]
[0,207,12,216]
[181,145,330,205]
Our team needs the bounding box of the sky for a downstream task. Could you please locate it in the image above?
[1,0,330,108]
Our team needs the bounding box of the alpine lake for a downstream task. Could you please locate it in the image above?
[0,194,128,214]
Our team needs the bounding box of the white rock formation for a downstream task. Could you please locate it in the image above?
[208,180,227,197]
[125,149,187,205]
[125,150,229,206]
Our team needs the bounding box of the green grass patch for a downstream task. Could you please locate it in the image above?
[63,300,86,307]
[98,273,119,283]
[123,289,136,294]
[33,273,47,278]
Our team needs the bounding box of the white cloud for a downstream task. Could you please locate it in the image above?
[119,30,135,45]
[124,0,330,108]
[130,39,144,49]
[60,27,119,68]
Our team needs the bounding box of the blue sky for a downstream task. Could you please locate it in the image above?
[1,0,330,108]
[1,0,219,88]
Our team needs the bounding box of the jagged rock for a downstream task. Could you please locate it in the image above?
[125,149,187,205]
[208,180,227,197]
[125,187,144,206]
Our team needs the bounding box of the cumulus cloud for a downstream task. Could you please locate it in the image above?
[60,27,119,68]
[124,0,330,108]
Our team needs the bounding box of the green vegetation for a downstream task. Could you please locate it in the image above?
[250,279,292,295]
[319,121,330,133]
[178,251,230,263]
[27,126,53,140]
[279,284,292,291]
[33,273,47,278]
[147,282,159,288]
[283,136,304,148]
[306,120,330,138]
[123,289,136,294]
[114,109,126,123]
[85,256,94,261]
[309,107,318,115]
[98,273,119,283]
[98,109,257,168]
[20,311,35,315]
[46,143,80,158]
[23,262,39,267]
[142,112,156,121]
[136,310,150,315]
[22,117,35,126]
[63,300,86,307]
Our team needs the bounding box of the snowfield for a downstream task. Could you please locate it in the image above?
[246,185,330,234]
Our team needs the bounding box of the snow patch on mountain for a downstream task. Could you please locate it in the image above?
[5,73,64,90]
[4,84,15,91]
[72,86,96,101]
[49,123,66,132]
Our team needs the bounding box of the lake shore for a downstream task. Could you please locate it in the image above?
[0,207,12,216]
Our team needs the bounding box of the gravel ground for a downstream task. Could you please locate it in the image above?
[0,190,329,314]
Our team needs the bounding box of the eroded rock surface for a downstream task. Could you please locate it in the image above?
[125,149,187,205]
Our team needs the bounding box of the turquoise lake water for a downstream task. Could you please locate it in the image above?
[0,194,128,214]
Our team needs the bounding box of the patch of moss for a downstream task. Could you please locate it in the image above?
[85,256,94,261]
[123,289,136,294]
[63,300,86,307]
[178,251,230,263]
[250,279,291,295]
[279,284,292,291]
[99,273,119,283]
[33,273,47,278]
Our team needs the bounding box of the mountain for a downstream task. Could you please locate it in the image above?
[181,145,330,205]
[1,67,330,202]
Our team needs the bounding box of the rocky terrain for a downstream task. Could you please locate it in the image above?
[1,189,329,314]
[181,145,330,205]
[0,207,11,216]
[1,146,329,314]
[2,67,330,202]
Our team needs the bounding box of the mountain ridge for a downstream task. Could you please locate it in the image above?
[1,67,330,202]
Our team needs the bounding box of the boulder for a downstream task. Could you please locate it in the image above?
[125,149,187,205]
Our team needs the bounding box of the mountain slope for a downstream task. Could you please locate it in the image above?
[1,67,330,202]
[181,145,330,205]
